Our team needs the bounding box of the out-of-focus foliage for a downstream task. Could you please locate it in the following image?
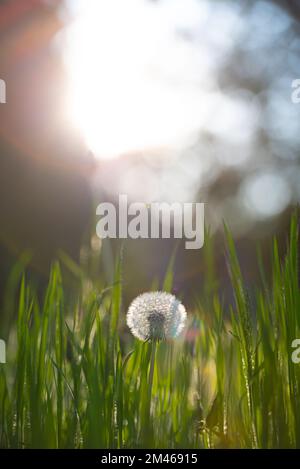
[81,0,300,236]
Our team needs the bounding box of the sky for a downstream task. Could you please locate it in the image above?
[59,0,300,230]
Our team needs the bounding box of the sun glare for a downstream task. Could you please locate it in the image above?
[63,0,207,159]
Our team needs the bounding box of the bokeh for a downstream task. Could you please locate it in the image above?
[0,0,300,318]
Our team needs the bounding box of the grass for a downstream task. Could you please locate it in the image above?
[0,214,300,448]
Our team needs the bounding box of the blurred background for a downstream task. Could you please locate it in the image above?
[0,0,300,324]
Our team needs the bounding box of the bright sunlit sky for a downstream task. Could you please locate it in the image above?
[60,0,300,229]
[62,0,244,158]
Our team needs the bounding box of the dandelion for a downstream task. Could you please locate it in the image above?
[126,291,187,341]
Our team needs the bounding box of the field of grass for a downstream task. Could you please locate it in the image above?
[0,215,300,449]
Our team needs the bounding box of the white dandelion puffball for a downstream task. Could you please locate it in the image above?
[126,291,187,341]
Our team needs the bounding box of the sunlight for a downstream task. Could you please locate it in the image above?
[63,0,209,159]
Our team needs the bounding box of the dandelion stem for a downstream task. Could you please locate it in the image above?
[141,340,157,446]
[148,340,157,403]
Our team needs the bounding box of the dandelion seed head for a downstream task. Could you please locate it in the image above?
[126,291,187,341]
